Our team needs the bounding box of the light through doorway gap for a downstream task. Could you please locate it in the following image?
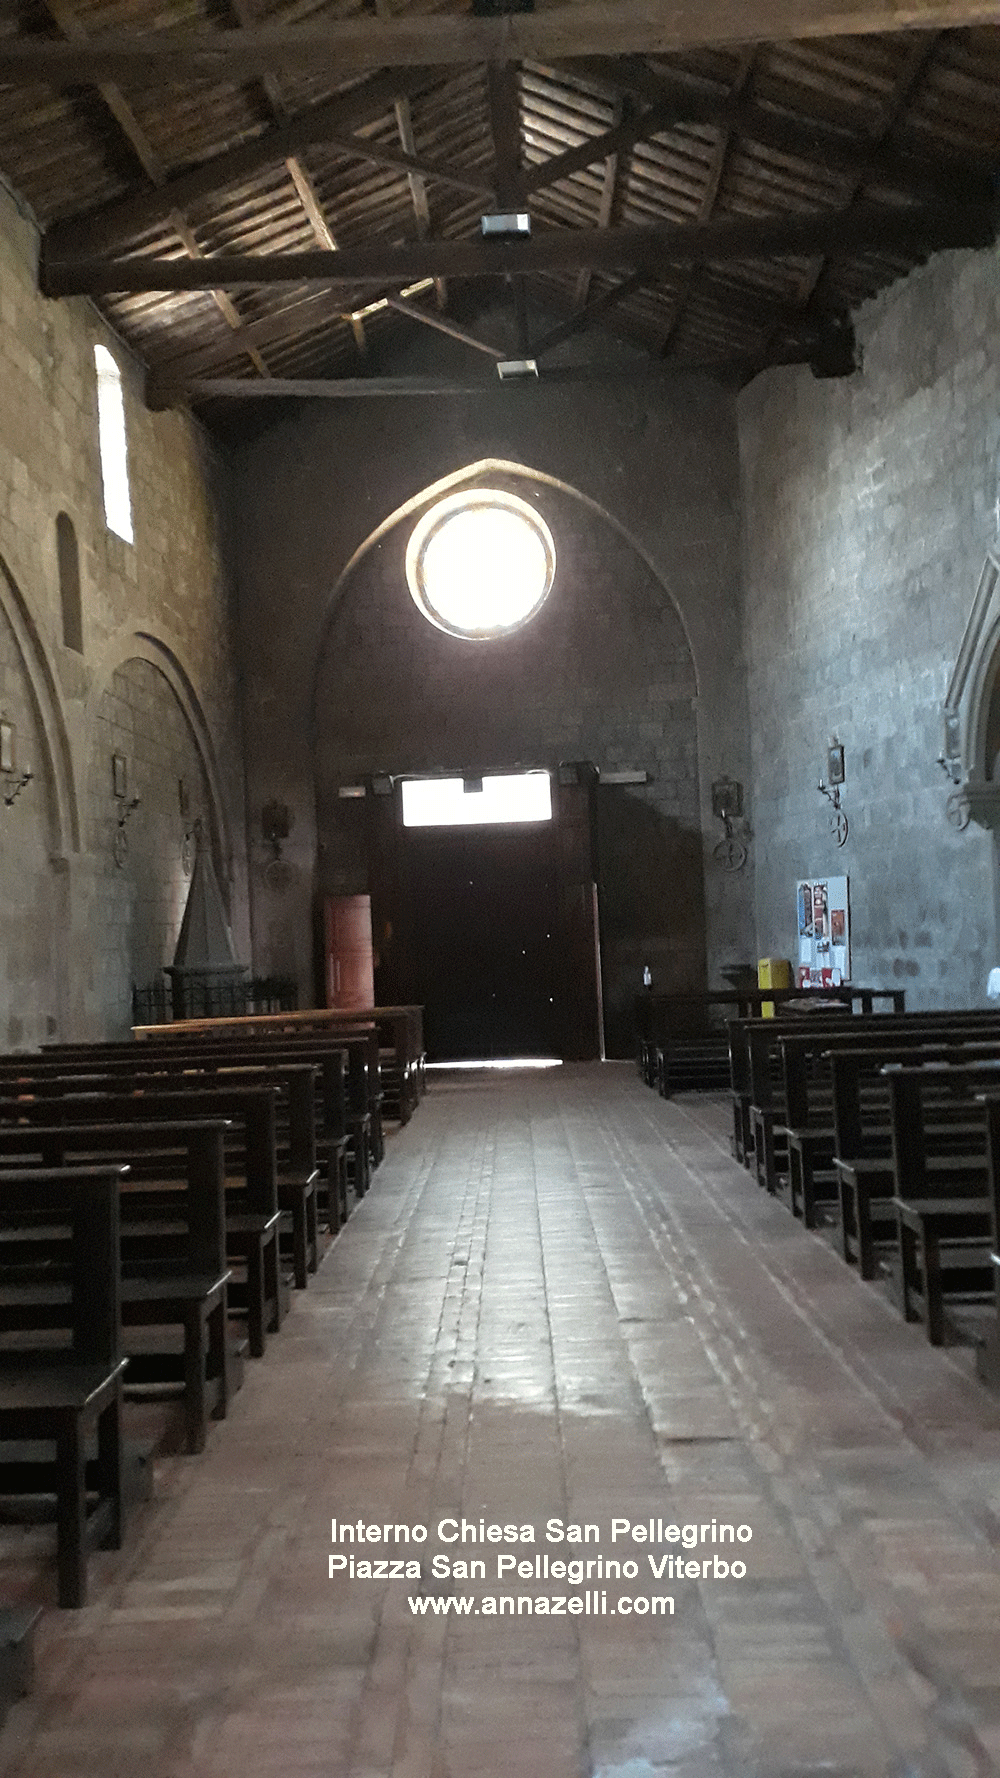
[400,771,552,828]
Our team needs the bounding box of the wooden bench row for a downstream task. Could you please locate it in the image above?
[724,1009,1000,1383]
[637,987,905,1100]
[0,1010,423,1612]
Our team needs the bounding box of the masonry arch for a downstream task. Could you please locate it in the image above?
[312,459,705,1055]
[87,624,232,877]
[310,457,699,739]
[0,551,80,856]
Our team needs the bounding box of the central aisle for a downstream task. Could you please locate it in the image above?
[4,1064,1000,1778]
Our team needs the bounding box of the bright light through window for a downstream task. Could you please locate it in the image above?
[401,772,552,828]
[94,344,134,543]
[406,489,555,639]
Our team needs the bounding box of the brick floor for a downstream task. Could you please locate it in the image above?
[3,1063,1000,1778]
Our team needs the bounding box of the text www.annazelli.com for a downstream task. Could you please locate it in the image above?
[408,1592,673,1617]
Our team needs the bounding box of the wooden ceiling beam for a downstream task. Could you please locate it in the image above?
[519,96,686,200]
[44,200,998,295]
[752,29,944,369]
[533,270,645,356]
[659,47,757,358]
[42,0,271,379]
[573,96,627,311]
[485,60,530,354]
[44,64,448,259]
[384,293,506,357]
[1,3,994,84]
[560,56,995,208]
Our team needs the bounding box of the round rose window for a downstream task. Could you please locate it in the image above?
[405,489,555,639]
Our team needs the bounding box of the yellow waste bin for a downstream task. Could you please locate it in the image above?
[758,956,792,1019]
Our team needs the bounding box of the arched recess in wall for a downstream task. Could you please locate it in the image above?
[309,457,699,740]
[311,459,705,1056]
[86,625,233,880]
[0,552,80,857]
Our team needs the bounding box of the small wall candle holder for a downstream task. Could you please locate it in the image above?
[1,719,33,808]
[818,743,848,845]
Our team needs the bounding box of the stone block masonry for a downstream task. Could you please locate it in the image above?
[0,176,248,1043]
[739,241,1000,1008]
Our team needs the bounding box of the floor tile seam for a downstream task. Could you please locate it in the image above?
[596,1094,1000,1760]
[619,1085,1000,1458]
[640,1098,1000,1520]
[526,1097,597,1778]
[347,1118,497,1778]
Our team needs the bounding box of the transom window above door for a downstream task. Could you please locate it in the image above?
[405,489,555,640]
[400,772,553,828]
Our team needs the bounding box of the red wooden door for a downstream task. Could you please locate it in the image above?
[324,895,375,1010]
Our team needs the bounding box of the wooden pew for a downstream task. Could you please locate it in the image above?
[733,1006,1000,1192]
[643,986,906,1109]
[0,1094,283,1362]
[130,1006,396,1155]
[0,1164,128,1607]
[2,1066,321,1289]
[781,1023,1000,1228]
[829,1048,1000,1281]
[38,1030,369,1206]
[0,1121,233,1453]
[886,1064,997,1345]
[975,1093,1000,1390]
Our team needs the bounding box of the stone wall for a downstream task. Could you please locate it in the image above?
[0,177,248,1044]
[230,370,753,1025]
[739,242,1000,1007]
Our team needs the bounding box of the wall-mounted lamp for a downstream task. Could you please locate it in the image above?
[711,777,748,871]
[817,742,848,845]
[261,801,294,891]
[1,719,33,808]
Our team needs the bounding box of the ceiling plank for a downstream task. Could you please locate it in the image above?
[520,96,688,201]
[1,3,994,84]
[44,65,448,259]
[573,96,627,312]
[43,0,270,378]
[44,200,997,294]
[561,55,996,208]
[659,47,757,357]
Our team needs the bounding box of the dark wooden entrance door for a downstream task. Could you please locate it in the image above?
[403,823,559,1060]
[366,770,603,1063]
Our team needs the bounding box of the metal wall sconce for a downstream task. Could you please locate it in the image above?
[261,800,294,891]
[112,753,139,865]
[1,719,33,807]
[818,742,848,845]
[711,777,748,871]
[113,796,140,866]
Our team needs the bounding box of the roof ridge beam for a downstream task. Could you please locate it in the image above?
[1,3,995,83]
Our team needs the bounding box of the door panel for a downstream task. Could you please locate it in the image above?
[403,824,558,1060]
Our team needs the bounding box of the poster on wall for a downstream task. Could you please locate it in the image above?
[797,875,850,986]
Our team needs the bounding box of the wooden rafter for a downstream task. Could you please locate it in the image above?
[0,3,993,83]
[573,97,627,313]
[41,0,269,380]
[45,66,448,259]
[659,48,757,360]
[43,201,997,295]
[562,55,996,210]
[384,294,505,357]
[534,271,645,357]
[485,59,530,355]
[753,29,946,370]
